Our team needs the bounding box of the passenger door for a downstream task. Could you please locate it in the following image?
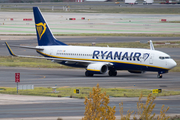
[149,54,153,64]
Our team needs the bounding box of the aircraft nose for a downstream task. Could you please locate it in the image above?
[169,60,177,69]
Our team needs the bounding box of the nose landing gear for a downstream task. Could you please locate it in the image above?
[157,74,162,78]
[157,71,168,78]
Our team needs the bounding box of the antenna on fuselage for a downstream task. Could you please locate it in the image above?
[150,40,155,50]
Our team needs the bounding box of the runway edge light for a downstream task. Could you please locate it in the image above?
[74,89,80,94]
[152,89,162,93]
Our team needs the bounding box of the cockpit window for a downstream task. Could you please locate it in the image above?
[159,57,164,59]
[165,57,171,59]
[159,56,171,60]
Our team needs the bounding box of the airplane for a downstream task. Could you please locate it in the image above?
[5,7,177,78]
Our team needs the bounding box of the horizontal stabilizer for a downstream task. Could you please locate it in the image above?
[5,42,94,63]
[7,44,44,50]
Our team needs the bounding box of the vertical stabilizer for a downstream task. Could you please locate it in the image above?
[150,40,155,50]
[33,7,67,46]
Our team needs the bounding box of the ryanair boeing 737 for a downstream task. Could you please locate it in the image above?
[5,7,177,78]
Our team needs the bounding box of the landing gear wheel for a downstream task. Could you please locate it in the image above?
[108,70,117,76]
[85,71,93,77]
[157,74,162,78]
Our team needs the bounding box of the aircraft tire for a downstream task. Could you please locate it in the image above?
[85,71,93,77]
[113,71,117,76]
[108,70,117,76]
[157,74,162,78]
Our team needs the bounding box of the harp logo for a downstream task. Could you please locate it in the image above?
[143,53,150,61]
[36,22,47,40]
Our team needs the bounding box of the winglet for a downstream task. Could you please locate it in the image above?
[5,42,17,56]
[150,40,155,50]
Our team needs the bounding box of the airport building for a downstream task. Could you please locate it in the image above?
[0,0,106,2]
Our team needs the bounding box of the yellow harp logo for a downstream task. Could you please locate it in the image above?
[36,22,47,40]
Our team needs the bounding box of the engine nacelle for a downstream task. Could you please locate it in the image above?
[87,63,108,74]
[128,70,145,74]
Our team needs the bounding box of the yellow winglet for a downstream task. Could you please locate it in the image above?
[5,42,16,56]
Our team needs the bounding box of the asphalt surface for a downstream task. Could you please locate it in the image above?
[1,12,180,34]
[0,94,180,119]
[0,67,180,89]
[0,67,180,119]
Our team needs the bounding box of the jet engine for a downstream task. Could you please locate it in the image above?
[86,63,108,74]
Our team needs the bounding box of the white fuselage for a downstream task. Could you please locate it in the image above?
[37,45,177,72]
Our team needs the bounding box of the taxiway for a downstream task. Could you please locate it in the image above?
[0,67,180,119]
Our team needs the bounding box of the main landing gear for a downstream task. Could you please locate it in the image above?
[85,71,93,77]
[108,70,117,76]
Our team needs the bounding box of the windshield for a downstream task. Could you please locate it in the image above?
[159,56,171,60]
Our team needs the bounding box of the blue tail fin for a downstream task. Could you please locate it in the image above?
[33,7,67,46]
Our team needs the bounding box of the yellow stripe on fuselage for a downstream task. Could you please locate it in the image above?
[87,69,100,72]
[36,50,169,70]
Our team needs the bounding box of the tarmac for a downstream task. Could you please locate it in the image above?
[0,93,180,120]
[0,6,180,120]
[1,12,180,34]
[0,67,180,119]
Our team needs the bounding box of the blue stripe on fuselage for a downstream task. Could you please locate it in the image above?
[36,50,168,72]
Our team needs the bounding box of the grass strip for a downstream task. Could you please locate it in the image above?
[0,87,180,98]
[1,7,180,14]
[0,56,72,69]
[161,21,180,23]
[70,41,180,48]
[1,33,180,37]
